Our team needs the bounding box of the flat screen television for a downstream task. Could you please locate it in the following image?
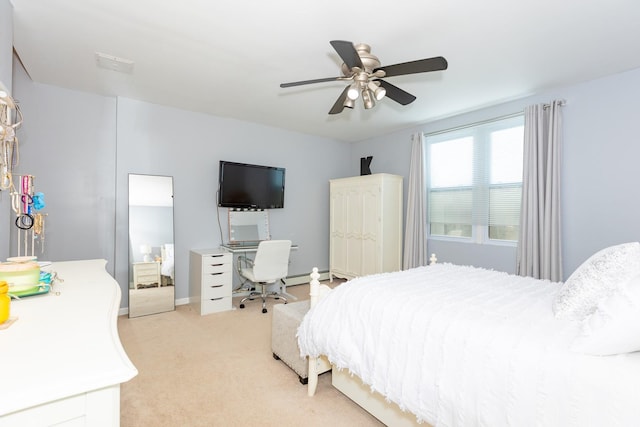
[218,161,285,209]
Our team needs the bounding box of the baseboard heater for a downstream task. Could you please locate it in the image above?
[283,270,330,286]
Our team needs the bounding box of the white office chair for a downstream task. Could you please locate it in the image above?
[238,240,292,313]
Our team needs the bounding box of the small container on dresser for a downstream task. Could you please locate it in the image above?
[189,249,232,315]
[0,280,10,324]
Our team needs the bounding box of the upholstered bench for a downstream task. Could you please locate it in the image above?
[272,300,330,384]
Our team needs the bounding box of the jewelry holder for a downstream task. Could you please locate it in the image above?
[0,85,47,258]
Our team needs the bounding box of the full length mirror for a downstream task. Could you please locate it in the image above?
[128,174,175,318]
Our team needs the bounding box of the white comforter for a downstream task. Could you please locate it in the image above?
[297,264,640,426]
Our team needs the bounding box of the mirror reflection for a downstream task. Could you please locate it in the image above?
[128,174,175,318]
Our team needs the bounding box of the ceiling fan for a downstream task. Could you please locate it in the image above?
[280,40,448,115]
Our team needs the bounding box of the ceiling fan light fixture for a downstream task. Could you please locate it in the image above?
[347,83,360,100]
[280,40,448,115]
[361,88,375,109]
[343,97,355,109]
[368,81,386,101]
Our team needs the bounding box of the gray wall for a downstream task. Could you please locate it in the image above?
[6,0,640,297]
[0,0,11,90]
[10,60,640,297]
[0,0,13,262]
[11,69,350,307]
[352,66,640,279]
[114,97,350,305]
[11,61,117,267]
[11,74,350,307]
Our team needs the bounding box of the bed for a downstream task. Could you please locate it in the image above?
[298,243,640,426]
[160,243,174,286]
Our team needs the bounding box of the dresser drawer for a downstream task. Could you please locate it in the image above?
[136,273,160,283]
[136,264,159,274]
[201,296,232,314]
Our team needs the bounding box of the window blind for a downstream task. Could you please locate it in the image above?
[427,115,524,242]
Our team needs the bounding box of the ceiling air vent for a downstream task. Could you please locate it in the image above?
[95,52,134,74]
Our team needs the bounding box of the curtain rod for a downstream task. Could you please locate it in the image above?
[425,99,566,137]
[543,99,567,109]
[425,111,522,137]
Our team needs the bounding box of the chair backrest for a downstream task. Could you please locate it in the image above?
[252,240,292,282]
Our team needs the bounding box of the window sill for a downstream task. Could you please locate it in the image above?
[429,235,517,247]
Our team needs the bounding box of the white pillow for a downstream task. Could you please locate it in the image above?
[571,274,640,356]
[553,242,640,321]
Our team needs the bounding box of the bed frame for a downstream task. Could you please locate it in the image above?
[306,260,437,427]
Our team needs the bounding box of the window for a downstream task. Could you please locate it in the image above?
[427,115,524,243]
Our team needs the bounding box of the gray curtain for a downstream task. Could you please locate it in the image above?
[516,100,563,281]
[403,132,428,269]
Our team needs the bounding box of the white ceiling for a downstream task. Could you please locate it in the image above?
[10,0,640,142]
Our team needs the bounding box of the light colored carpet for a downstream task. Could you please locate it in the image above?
[118,283,384,426]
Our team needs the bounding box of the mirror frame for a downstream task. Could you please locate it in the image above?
[128,173,175,318]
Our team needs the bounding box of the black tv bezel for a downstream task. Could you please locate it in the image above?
[218,160,286,209]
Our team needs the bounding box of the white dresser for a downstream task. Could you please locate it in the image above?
[329,173,403,281]
[132,261,161,289]
[189,248,233,315]
[0,259,138,426]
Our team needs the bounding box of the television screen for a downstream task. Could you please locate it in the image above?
[218,161,285,209]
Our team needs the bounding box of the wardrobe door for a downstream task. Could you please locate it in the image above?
[329,181,347,280]
[360,180,381,277]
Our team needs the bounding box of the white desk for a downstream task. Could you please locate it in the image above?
[220,243,298,253]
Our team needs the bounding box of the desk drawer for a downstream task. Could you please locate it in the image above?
[202,270,231,287]
[201,296,231,314]
[202,261,231,275]
[202,279,230,299]
[190,249,233,316]
[202,253,231,265]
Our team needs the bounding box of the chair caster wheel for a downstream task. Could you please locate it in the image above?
[239,304,245,309]
[262,308,268,314]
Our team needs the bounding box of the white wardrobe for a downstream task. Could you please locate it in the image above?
[329,173,403,281]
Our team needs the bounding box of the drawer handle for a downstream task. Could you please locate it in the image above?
[209,263,224,267]
[209,272,224,276]
[209,284,223,288]
[210,297,223,301]
[208,255,224,258]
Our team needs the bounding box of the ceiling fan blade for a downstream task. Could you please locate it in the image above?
[330,40,364,70]
[375,56,448,78]
[328,86,351,115]
[280,76,341,88]
[376,80,417,105]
